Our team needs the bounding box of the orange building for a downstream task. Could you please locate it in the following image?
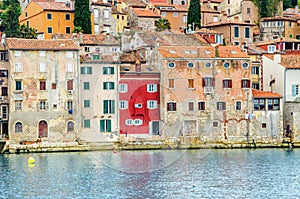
[19,1,74,39]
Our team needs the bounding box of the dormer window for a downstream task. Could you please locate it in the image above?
[242,62,249,69]
[205,62,212,68]
[168,62,176,68]
[268,45,276,53]
[223,62,230,69]
[187,62,194,68]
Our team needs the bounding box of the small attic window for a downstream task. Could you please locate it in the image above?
[242,62,249,69]
[123,67,130,71]
[92,54,100,60]
[184,50,191,54]
[205,62,212,68]
[169,50,176,54]
[230,50,237,54]
[187,62,194,68]
[204,50,211,54]
[223,62,230,68]
[168,62,176,68]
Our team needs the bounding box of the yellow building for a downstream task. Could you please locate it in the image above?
[19,1,74,39]
[112,10,128,34]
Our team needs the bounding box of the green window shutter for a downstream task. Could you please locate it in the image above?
[84,82,89,90]
[80,67,84,74]
[111,100,115,113]
[111,82,115,89]
[100,120,104,132]
[103,100,108,113]
[88,67,92,74]
[111,67,114,74]
[84,119,90,128]
[103,82,107,90]
[103,67,108,74]
[107,120,111,132]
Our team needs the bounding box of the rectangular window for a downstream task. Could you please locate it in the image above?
[67,80,73,90]
[39,51,46,57]
[52,83,57,90]
[268,99,279,110]
[125,119,133,126]
[202,77,215,87]
[14,51,21,57]
[119,84,128,93]
[252,83,259,90]
[254,99,265,110]
[119,100,128,109]
[134,119,143,126]
[247,8,250,14]
[223,79,232,89]
[65,13,70,20]
[169,79,174,88]
[188,102,194,111]
[67,100,73,111]
[213,121,219,127]
[268,45,276,53]
[104,10,110,19]
[167,102,176,111]
[252,66,259,75]
[15,63,23,72]
[66,63,73,72]
[66,51,73,58]
[15,100,22,111]
[147,100,157,109]
[84,82,90,90]
[47,27,52,34]
[183,15,187,23]
[0,70,7,77]
[292,84,299,96]
[103,67,114,74]
[66,27,71,34]
[81,66,92,74]
[147,84,157,92]
[235,101,242,110]
[0,52,7,61]
[262,123,267,128]
[40,80,46,90]
[161,12,166,17]
[103,100,115,114]
[39,101,48,110]
[198,102,205,110]
[85,47,90,52]
[2,87,7,96]
[245,27,250,38]
[188,79,194,89]
[16,80,22,91]
[100,119,111,132]
[2,106,7,119]
[103,82,115,90]
[84,119,90,128]
[39,62,47,72]
[241,79,251,88]
[217,102,226,110]
[234,26,239,37]
[47,13,52,20]
[84,100,90,108]
[93,54,100,60]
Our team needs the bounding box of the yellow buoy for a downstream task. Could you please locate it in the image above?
[28,157,35,165]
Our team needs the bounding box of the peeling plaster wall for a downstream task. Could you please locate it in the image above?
[8,49,80,144]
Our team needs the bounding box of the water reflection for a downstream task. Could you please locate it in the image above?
[0,149,299,198]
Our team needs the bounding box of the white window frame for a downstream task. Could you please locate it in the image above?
[119,100,128,109]
[15,63,23,72]
[14,51,21,57]
[125,119,133,126]
[268,45,276,53]
[119,84,128,93]
[134,119,143,126]
[39,51,46,57]
[66,51,73,58]
[66,63,73,72]
[147,84,157,92]
[39,62,47,72]
[147,100,157,109]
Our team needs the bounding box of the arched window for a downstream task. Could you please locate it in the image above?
[38,120,48,138]
[67,121,74,132]
[15,122,23,133]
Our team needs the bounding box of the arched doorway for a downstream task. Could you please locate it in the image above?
[38,120,48,138]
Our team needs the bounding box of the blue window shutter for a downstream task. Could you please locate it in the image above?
[292,85,296,96]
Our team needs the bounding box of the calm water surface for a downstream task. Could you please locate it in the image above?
[0,149,299,198]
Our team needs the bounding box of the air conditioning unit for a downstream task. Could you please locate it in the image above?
[204,87,213,94]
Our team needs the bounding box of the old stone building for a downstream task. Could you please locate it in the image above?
[6,38,80,144]
[151,45,252,142]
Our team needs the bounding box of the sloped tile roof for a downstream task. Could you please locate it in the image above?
[252,89,282,98]
[91,0,112,6]
[132,8,160,17]
[35,1,74,11]
[153,3,188,11]
[5,38,79,50]
[122,0,146,8]
[158,45,249,58]
[51,33,120,45]
[278,54,300,69]
[205,20,256,27]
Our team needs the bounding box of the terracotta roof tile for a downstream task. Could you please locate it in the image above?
[275,54,300,69]
[149,0,168,4]
[5,38,79,51]
[196,28,223,34]
[91,0,112,6]
[158,45,249,58]
[122,0,146,7]
[132,8,161,17]
[252,89,282,98]
[51,33,120,45]
[205,20,256,27]
[153,3,188,11]
[35,1,74,11]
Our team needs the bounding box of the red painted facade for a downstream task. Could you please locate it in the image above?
[119,73,160,136]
